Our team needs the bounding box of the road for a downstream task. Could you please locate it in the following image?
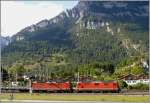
[0,100,149,103]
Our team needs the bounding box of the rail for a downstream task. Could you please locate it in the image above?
[1,86,30,90]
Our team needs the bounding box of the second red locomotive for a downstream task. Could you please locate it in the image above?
[32,81,71,92]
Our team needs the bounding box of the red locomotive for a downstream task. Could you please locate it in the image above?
[31,81,120,93]
[75,81,120,93]
[31,81,71,92]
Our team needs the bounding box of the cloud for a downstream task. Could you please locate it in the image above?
[1,1,65,37]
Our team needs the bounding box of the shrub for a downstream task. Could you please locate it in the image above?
[128,83,149,90]
[118,80,128,89]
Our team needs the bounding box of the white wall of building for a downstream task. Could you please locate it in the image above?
[124,79,150,85]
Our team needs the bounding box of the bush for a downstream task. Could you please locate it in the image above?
[129,83,149,90]
[118,80,128,89]
[128,85,133,89]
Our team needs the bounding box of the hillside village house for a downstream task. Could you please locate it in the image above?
[120,74,149,85]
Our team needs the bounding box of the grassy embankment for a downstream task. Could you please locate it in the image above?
[0,93,149,102]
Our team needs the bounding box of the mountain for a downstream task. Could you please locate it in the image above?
[2,1,149,77]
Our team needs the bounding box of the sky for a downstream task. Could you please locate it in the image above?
[1,1,78,37]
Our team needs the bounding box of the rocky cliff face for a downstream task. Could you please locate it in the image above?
[0,36,11,48]
[13,1,148,37]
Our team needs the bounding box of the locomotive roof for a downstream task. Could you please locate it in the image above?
[77,80,117,83]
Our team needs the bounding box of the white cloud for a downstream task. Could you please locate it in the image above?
[1,1,65,37]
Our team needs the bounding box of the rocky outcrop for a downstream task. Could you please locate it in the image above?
[80,20,107,29]
[36,20,49,28]
[0,36,11,47]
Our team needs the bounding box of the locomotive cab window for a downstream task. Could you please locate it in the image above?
[104,83,108,85]
[95,83,99,85]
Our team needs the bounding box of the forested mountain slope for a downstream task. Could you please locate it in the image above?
[2,1,149,79]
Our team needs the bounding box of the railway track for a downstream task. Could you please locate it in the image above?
[1,87,149,95]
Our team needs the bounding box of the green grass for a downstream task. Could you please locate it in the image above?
[1,93,149,102]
